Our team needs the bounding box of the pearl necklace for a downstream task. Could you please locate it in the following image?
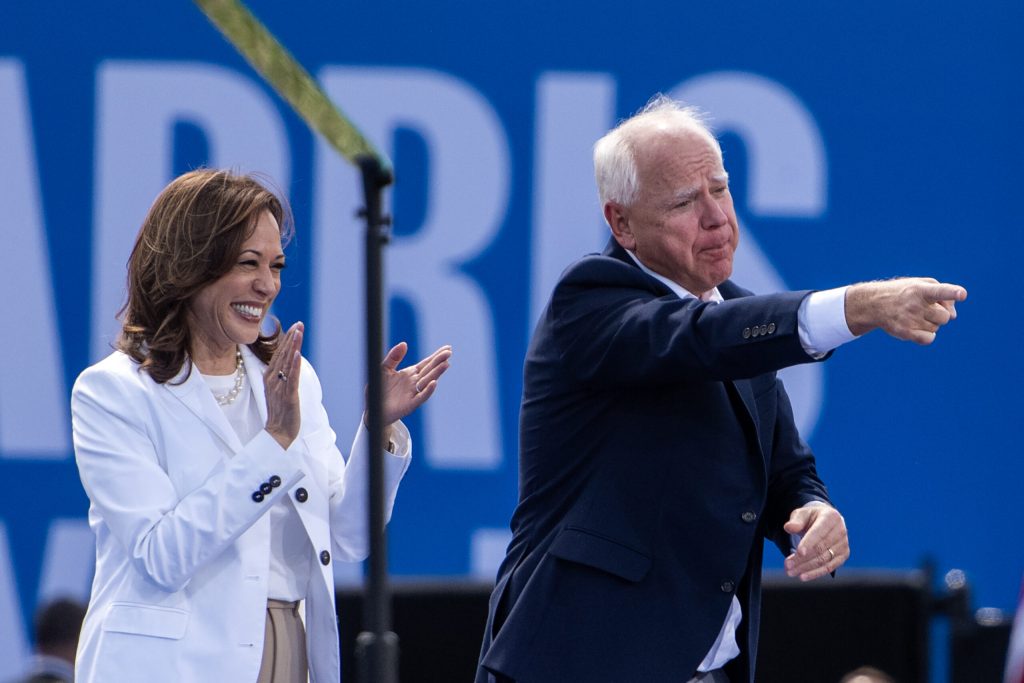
[214,349,246,406]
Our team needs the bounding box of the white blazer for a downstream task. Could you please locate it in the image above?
[70,346,410,682]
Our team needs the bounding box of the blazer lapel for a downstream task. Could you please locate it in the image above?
[728,379,761,449]
[241,345,269,424]
[163,359,244,453]
[245,346,334,592]
[716,282,764,459]
[608,235,767,458]
[243,344,328,485]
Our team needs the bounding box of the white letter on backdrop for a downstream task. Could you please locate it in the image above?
[0,522,29,678]
[673,72,828,435]
[36,518,95,604]
[313,67,507,469]
[530,72,616,326]
[0,59,68,457]
[91,61,289,360]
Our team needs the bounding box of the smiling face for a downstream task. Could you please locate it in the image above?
[187,210,285,373]
[604,124,739,297]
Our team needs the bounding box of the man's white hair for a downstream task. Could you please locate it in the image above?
[593,94,721,209]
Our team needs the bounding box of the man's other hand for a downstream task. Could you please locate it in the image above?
[783,502,849,581]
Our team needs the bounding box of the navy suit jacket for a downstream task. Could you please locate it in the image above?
[477,240,833,683]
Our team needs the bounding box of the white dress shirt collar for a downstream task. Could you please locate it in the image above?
[623,249,724,304]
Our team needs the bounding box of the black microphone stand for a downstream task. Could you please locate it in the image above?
[354,154,399,683]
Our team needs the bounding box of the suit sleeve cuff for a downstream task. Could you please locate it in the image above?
[798,286,856,357]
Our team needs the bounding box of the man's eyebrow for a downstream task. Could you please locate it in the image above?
[668,173,730,205]
[671,185,701,203]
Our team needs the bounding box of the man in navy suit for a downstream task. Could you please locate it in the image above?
[476,95,966,683]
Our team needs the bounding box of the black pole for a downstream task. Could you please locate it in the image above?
[354,154,399,683]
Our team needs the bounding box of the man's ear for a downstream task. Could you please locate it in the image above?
[605,202,635,251]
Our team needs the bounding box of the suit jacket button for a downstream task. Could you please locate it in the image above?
[295,488,308,503]
[751,327,760,338]
[260,482,273,495]
[741,511,757,523]
[251,491,265,503]
[269,475,282,488]
[721,580,735,593]
[742,327,751,339]
[767,323,776,334]
[759,324,768,336]
[320,550,331,566]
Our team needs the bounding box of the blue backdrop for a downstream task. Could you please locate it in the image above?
[2,0,1021,677]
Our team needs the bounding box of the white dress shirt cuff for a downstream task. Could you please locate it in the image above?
[797,286,856,358]
[353,419,412,460]
[385,420,412,458]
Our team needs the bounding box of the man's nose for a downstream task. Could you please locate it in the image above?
[700,193,728,229]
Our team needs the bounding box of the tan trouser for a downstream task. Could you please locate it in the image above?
[257,599,308,683]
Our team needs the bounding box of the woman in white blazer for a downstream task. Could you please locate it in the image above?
[71,170,451,682]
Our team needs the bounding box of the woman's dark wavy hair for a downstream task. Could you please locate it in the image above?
[117,169,294,384]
